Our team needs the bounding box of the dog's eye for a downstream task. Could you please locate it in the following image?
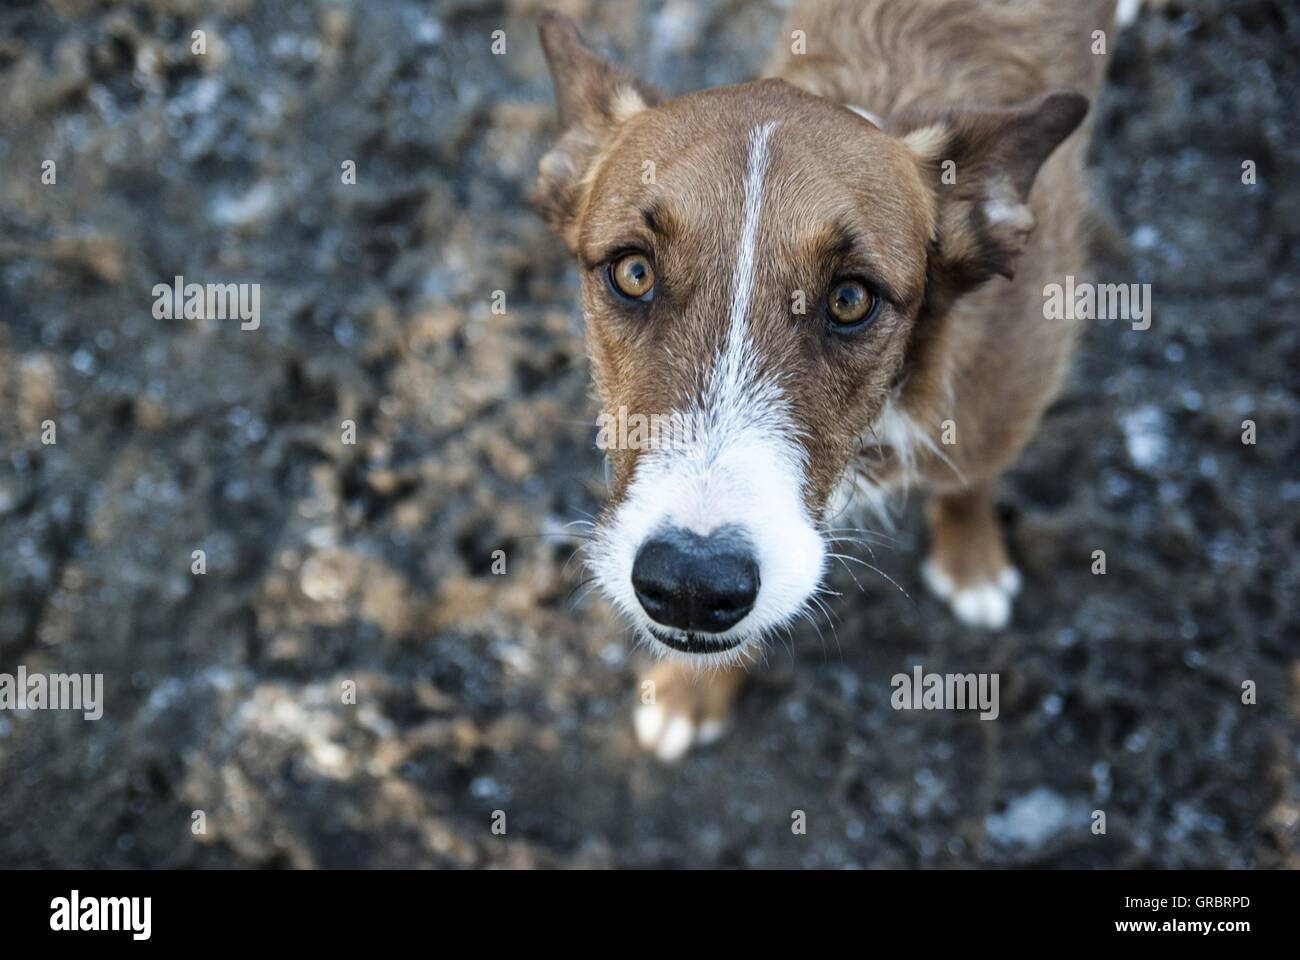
[610,253,655,300]
[827,280,875,326]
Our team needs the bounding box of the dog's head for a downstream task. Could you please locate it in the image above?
[533,12,1086,664]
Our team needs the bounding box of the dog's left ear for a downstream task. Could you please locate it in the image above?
[532,12,661,252]
[895,91,1088,300]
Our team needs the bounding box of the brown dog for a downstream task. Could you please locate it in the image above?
[534,0,1115,760]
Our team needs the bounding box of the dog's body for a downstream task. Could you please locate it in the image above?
[768,0,1111,622]
[535,0,1115,760]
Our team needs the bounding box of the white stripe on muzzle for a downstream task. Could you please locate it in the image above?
[591,121,827,659]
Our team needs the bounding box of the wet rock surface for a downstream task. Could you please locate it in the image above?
[0,0,1296,867]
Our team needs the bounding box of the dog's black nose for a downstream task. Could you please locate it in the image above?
[631,526,760,634]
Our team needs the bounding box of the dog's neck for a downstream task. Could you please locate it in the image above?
[844,104,885,128]
[764,0,1103,118]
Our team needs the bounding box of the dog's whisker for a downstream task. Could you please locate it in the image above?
[798,603,824,636]
[825,534,891,550]
[827,552,906,599]
[824,529,895,542]
[857,559,913,603]
[827,551,872,567]
[804,600,840,662]
[804,612,827,659]
[566,575,599,609]
[811,589,845,660]
[539,417,604,429]
[808,592,841,627]
[567,582,602,611]
[561,540,594,578]
[777,618,803,664]
[826,534,880,563]
[821,528,896,541]
[808,595,844,662]
[506,532,594,542]
[827,552,867,592]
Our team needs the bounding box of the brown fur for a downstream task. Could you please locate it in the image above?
[533,0,1114,756]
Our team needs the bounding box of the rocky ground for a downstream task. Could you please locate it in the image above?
[0,0,1296,868]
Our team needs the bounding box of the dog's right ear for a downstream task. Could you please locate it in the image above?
[533,12,661,251]
[892,91,1088,314]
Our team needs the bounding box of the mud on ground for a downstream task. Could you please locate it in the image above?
[0,0,1296,867]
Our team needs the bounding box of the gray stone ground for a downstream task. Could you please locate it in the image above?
[0,0,1296,867]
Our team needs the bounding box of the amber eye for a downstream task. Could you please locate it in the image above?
[827,280,875,326]
[610,253,655,300]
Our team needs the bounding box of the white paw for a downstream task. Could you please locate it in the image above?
[634,703,693,762]
[923,559,1021,630]
[633,702,728,762]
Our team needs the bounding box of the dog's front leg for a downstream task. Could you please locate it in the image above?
[633,659,748,762]
[922,484,1022,630]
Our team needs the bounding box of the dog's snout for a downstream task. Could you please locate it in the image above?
[631,526,760,634]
